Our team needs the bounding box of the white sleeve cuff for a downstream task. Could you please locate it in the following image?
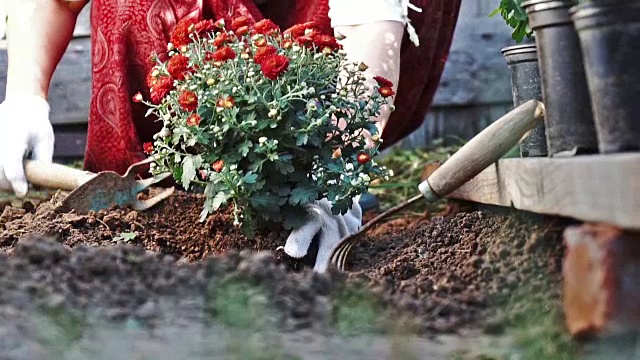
[328,0,423,46]
[328,0,406,27]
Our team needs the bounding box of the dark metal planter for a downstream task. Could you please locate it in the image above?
[523,0,599,156]
[572,1,640,153]
[502,43,548,157]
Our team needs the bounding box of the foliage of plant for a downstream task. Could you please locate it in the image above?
[489,0,533,43]
[135,17,394,235]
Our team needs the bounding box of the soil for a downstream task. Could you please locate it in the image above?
[0,190,568,358]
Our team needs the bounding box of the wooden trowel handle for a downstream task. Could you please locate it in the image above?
[24,160,96,191]
[419,99,545,202]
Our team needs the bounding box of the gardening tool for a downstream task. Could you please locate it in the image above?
[331,99,546,270]
[22,157,174,214]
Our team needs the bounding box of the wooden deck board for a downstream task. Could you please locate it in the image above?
[447,154,640,230]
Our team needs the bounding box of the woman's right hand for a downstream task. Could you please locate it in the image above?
[0,93,54,197]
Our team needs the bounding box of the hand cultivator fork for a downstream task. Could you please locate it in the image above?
[23,157,174,214]
[331,99,546,271]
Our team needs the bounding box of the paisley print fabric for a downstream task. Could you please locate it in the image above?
[85,0,461,174]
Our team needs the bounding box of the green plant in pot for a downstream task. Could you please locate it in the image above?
[490,0,533,43]
[494,1,548,157]
[571,0,640,153]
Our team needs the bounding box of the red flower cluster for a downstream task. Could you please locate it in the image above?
[179,91,198,112]
[167,54,190,80]
[150,76,174,104]
[253,45,277,65]
[311,33,342,52]
[284,21,317,38]
[230,16,252,35]
[253,19,279,35]
[283,21,342,53]
[143,142,154,154]
[373,76,395,98]
[212,46,236,62]
[186,114,201,127]
[260,54,289,80]
[171,18,215,48]
[214,33,231,47]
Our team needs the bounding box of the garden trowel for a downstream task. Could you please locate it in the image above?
[331,99,546,270]
[22,157,174,214]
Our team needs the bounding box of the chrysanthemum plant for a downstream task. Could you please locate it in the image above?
[135,16,394,235]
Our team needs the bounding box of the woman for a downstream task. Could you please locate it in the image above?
[0,0,460,271]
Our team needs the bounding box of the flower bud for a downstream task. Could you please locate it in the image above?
[332,148,342,159]
[132,92,143,103]
[358,62,369,71]
[241,52,250,60]
[206,78,215,86]
[167,43,175,51]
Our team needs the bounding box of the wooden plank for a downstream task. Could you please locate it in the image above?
[447,154,640,230]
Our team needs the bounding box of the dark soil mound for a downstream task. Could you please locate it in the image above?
[0,191,567,339]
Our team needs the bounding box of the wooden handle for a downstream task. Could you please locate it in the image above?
[24,160,96,191]
[419,99,545,202]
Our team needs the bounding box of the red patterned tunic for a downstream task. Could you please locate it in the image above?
[85,0,461,174]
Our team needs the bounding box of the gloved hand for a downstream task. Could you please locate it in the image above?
[282,196,362,272]
[0,93,54,197]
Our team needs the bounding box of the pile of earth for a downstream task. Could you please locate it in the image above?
[0,190,568,357]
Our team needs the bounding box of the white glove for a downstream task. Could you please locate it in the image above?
[282,196,362,272]
[0,93,54,197]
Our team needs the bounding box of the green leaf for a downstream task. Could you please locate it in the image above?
[238,139,253,157]
[296,132,309,146]
[211,191,228,211]
[242,172,258,184]
[289,183,318,206]
[113,232,137,242]
[181,155,203,190]
[250,192,285,213]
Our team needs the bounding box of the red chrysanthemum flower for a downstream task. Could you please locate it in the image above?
[178,90,198,112]
[212,46,236,62]
[194,19,214,34]
[171,18,215,48]
[284,21,317,38]
[231,16,252,32]
[253,45,277,65]
[150,76,174,104]
[212,159,225,173]
[171,18,197,48]
[143,142,154,154]
[254,37,267,47]
[312,33,342,51]
[214,33,230,47]
[167,54,190,80]
[373,76,393,88]
[235,26,250,36]
[378,86,395,97]
[253,19,279,35]
[224,96,235,109]
[186,114,201,127]
[260,54,289,80]
[204,51,215,62]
